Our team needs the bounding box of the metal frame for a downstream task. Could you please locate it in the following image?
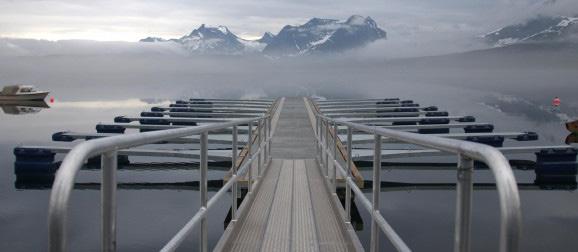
[48,111,274,251]
[310,98,521,252]
[153,106,267,113]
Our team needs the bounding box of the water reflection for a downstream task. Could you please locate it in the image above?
[0,100,49,115]
[567,134,577,145]
[482,94,573,123]
[51,98,170,109]
[13,163,368,231]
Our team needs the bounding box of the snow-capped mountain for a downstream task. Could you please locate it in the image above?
[483,16,578,47]
[140,24,266,54]
[263,15,386,55]
[256,32,275,44]
[140,15,386,56]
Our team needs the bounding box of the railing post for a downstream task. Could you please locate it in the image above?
[231,126,238,221]
[248,121,253,192]
[318,118,323,169]
[268,115,272,162]
[371,133,381,252]
[332,121,338,193]
[324,120,330,178]
[322,119,328,177]
[200,132,208,252]
[257,119,262,177]
[264,118,269,164]
[455,154,474,252]
[101,151,117,252]
[316,116,320,160]
[346,126,352,223]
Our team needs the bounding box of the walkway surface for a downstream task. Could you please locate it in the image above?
[218,97,357,251]
[269,97,317,159]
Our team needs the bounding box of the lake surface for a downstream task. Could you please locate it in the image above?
[1,55,577,251]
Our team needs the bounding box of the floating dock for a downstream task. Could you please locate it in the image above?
[13,96,578,252]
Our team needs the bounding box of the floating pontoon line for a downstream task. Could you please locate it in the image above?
[343,132,535,144]
[48,181,226,191]
[188,98,274,103]
[170,104,271,109]
[318,104,421,109]
[352,145,575,160]
[319,107,436,113]
[116,116,253,124]
[315,98,399,103]
[152,107,267,113]
[317,100,404,106]
[53,132,248,145]
[325,111,443,117]
[361,182,566,193]
[334,123,492,133]
[183,98,274,103]
[317,102,408,107]
[159,111,262,118]
[354,161,536,171]
[188,99,274,104]
[97,123,250,134]
[344,116,473,123]
[16,146,233,161]
[175,101,272,108]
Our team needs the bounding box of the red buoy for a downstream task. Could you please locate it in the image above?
[50,97,54,103]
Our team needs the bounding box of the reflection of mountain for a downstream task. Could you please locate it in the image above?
[140,15,386,56]
[0,100,49,115]
[483,16,578,47]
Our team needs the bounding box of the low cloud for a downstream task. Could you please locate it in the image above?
[0,38,187,57]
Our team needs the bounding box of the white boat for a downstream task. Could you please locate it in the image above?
[0,85,49,101]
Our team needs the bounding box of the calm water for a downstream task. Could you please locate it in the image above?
[1,55,578,251]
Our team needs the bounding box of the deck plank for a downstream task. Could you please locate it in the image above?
[292,159,320,252]
[225,159,283,251]
[260,160,294,252]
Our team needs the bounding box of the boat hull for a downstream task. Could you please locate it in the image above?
[0,92,49,101]
[566,120,578,134]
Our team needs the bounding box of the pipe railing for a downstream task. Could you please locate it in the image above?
[311,100,521,252]
[48,106,275,252]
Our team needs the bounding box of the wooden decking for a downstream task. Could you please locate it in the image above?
[215,98,361,251]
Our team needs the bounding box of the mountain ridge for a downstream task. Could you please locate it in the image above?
[483,15,578,47]
[140,15,386,56]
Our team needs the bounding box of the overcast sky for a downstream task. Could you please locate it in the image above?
[0,0,576,42]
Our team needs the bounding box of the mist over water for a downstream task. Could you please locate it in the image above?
[1,43,577,109]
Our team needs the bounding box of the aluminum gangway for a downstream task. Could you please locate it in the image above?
[213,97,363,252]
[18,96,577,252]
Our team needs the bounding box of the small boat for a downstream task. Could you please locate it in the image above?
[566,120,578,134]
[0,85,49,101]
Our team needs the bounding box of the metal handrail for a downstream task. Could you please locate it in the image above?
[311,101,521,252]
[48,110,273,251]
